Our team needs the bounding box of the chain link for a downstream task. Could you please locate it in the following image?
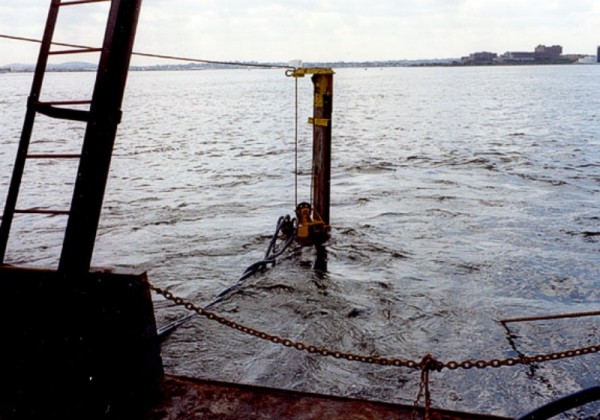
[151,284,600,373]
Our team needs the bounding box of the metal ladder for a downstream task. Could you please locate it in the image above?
[0,0,142,275]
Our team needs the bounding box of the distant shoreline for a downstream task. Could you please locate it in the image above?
[1,57,596,73]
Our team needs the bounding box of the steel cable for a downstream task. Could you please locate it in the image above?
[0,33,294,70]
[157,215,296,340]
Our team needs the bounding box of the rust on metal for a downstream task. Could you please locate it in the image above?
[150,375,509,420]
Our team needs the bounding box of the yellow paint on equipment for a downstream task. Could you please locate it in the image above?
[308,117,330,127]
[287,67,335,78]
[295,202,329,246]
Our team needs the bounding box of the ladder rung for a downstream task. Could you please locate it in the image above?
[60,0,111,5]
[27,154,81,159]
[15,209,70,216]
[37,100,92,106]
[34,102,90,122]
[48,48,102,55]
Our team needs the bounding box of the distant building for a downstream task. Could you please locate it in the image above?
[498,45,563,63]
[576,55,597,64]
[462,51,497,64]
[499,51,535,62]
[461,43,574,66]
[597,46,600,63]
[534,44,562,61]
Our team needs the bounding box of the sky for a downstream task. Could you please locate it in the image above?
[1,0,599,66]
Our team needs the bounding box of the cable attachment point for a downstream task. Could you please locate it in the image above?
[285,67,335,78]
[295,202,329,246]
[419,353,444,372]
[413,354,442,420]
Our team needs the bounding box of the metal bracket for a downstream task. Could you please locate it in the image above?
[286,67,335,78]
[308,117,330,127]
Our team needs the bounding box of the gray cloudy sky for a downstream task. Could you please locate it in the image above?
[1,0,599,65]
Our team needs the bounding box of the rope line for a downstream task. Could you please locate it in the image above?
[0,33,294,70]
[500,310,600,324]
[294,77,299,208]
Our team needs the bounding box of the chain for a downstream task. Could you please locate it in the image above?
[152,284,600,417]
[441,345,600,370]
[151,284,422,369]
[151,283,600,373]
[412,354,440,420]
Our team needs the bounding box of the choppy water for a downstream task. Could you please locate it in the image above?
[1,65,599,418]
